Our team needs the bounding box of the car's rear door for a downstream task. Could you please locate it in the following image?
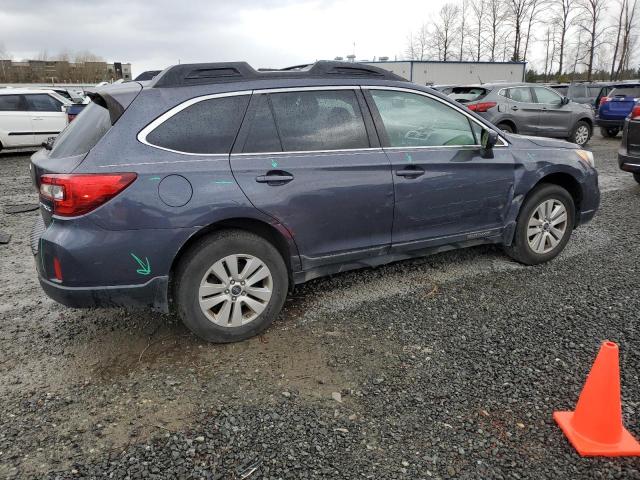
[363,87,515,249]
[504,87,539,134]
[532,86,572,137]
[24,93,67,145]
[0,94,34,147]
[230,87,394,269]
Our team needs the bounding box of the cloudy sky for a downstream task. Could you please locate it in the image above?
[0,0,494,75]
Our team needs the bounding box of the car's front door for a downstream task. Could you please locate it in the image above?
[0,94,34,147]
[505,86,540,134]
[230,88,394,269]
[532,86,572,137]
[364,87,515,250]
[24,94,67,145]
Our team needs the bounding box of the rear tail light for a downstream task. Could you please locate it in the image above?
[631,105,640,119]
[39,173,137,216]
[53,257,63,282]
[67,113,77,123]
[599,97,610,106]
[467,101,497,113]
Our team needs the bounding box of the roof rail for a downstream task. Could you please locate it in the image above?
[152,60,406,88]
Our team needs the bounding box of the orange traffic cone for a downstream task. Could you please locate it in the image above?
[554,341,640,456]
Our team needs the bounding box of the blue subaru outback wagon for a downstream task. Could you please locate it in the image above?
[31,61,600,342]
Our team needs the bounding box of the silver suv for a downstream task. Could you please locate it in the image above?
[448,83,595,146]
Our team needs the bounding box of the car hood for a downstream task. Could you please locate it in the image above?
[505,133,579,150]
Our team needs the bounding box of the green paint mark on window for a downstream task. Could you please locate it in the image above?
[271,160,278,168]
[130,253,151,275]
[149,177,161,181]
[214,180,234,185]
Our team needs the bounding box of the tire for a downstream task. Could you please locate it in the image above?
[634,173,640,184]
[497,122,515,134]
[505,184,575,265]
[570,121,591,146]
[600,127,619,138]
[175,229,288,343]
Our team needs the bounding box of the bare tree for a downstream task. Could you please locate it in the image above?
[470,0,488,61]
[459,0,469,60]
[522,0,546,61]
[405,25,430,60]
[554,0,575,75]
[487,0,507,60]
[613,0,638,78]
[433,3,461,61]
[507,0,529,60]
[577,0,608,80]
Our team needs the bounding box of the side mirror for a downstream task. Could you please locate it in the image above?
[561,96,570,105]
[481,129,499,158]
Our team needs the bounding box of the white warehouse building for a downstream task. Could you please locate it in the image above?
[362,60,527,86]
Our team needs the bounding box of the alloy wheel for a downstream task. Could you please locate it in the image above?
[198,254,273,327]
[575,125,589,146]
[527,199,568,254]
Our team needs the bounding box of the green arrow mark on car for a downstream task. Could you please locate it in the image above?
[130,253,151,275]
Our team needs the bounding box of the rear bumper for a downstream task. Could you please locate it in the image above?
[38,275,170,312]
[618,155,640,173]
[596,118,625,129]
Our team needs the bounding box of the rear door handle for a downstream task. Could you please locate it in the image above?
[511,106,519,111]
[395,167,424,178]
[255,171,294,185]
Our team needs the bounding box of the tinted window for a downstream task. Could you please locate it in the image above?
[147,96,250,154]
[26,94,62,112]
[50,101,112,158]
[609,87,640,98]
[0,95,23,111]
[508,87,534,103]
[534,87,562,104]
[588,87,602,96]
[568,85,587,97]
[242,95,282,153]
[448,87,488,104]
[370,90,475,147]
[269,90,369,151]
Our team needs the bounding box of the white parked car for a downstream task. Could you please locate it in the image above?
[0,89,71,153]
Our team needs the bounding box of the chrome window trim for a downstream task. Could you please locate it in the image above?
[233,147,382,157]
[362,85,508,147]
[253,85,359,94]
[137,90,253,156]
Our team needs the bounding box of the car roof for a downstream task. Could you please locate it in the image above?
[0,88,59,95]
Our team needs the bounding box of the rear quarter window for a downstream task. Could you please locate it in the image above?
[146,96,250,154]
[0,94,24,111]
[448,87,488,104]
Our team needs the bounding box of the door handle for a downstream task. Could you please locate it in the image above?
[395,166,424,178]
[511,106,519,111]
[255,170,294,185]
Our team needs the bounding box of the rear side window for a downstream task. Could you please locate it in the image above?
[146,96,250,154]
[50,101,112,158]
[588,87,602,96]
[242,95,282,153]
[568,85,587,97]
[0,95,24,111]
[25,94,62,112]
[269,90,369,151]
[507,87,534,103]
[448,87,488,104]
[609,87,640,98]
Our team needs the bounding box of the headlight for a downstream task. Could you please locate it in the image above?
[576,149,595,168]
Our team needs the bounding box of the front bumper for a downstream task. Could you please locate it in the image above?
[38,275,170,312]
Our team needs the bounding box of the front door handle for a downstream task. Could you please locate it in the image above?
[255,170,294,185]
[395,166,424,178]
[511,106,519,111]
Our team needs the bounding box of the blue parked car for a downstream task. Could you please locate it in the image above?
[596,84,640,137]
[30,61,600,343]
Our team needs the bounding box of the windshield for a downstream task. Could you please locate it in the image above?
[609,87,640,98]
[448,87,488,104]
[50,101,112,158]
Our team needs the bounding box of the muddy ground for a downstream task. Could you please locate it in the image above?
[1,133,639,479]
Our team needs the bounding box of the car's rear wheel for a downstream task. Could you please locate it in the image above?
[505,184,575,265]
[570,121,591,146]
[496,122,515,134]
[634,173,640,184]
[600,127,619,138]
[175,230,288,343]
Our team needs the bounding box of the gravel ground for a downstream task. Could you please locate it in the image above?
[0,133,639,479]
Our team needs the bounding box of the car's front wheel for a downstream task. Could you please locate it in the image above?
[505,184,575,265]
[175,230,288,343]
[496,122,515,134]
[600,127,620,138]
[570,121,591,146]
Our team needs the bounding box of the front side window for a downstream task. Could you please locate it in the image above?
[25,94,62,112]
[508,87,534,103]
[146,95,250,154]
[269,90,369,151]
[534,87,562,105]
[370,90,476,147]
[0,94,24,111]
